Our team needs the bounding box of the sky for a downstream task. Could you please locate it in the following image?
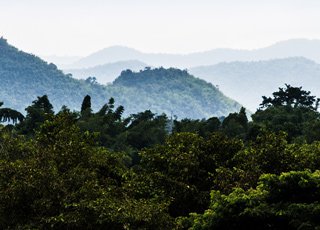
[1,0,320,56]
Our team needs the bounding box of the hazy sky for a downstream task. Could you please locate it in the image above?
[1,0,320,56]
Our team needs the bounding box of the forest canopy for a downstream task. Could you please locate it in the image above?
[1,85,320,229]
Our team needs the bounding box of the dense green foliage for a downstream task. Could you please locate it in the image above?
[0,38,240,119]
[182,171,320,230]
[0,112,172,229]
[1,84,320,229]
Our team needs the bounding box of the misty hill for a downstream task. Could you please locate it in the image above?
[0,38,240,119]
[108,68,241,118]
[65,60,148,84]
[189,57,320,111]
[68,39,320,69]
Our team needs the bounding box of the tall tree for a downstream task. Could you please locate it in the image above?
[80,95,92,119]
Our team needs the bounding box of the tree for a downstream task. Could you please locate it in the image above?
[173,117,221,137]
[222,107,248,139]
[80,95,92,118]
[260,84,319,110]
[253,86,320,142]
[77,97,128,150]
[17,95,54,135]
[126,110,167,150]
[0,102,24,124]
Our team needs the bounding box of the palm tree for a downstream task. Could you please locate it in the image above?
[0,102,24,124]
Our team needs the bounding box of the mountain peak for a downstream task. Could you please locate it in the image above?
[71,45,142,68]
[100,45,140,52]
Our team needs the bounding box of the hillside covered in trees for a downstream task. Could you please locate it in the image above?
[0,37,108,113]
[109,68,240,118]
[1,85,320,229]
[0,37,240,119]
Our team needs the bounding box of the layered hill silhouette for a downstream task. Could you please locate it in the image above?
[0,38,240,119]
[64,39,320,92]
[189,57,320,111]
[68,39,320,70]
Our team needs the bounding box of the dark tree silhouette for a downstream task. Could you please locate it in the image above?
[0,102,24,124]
[17,95,54,134]
[81,95,92,115]
[260,84,320,110]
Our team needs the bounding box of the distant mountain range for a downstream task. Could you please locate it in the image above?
[63,40,320,105]
[4,37,320,115]
[189,57,320,111]
[66,39,320,70]
[65,60,148,84]
[0,37,240,119]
